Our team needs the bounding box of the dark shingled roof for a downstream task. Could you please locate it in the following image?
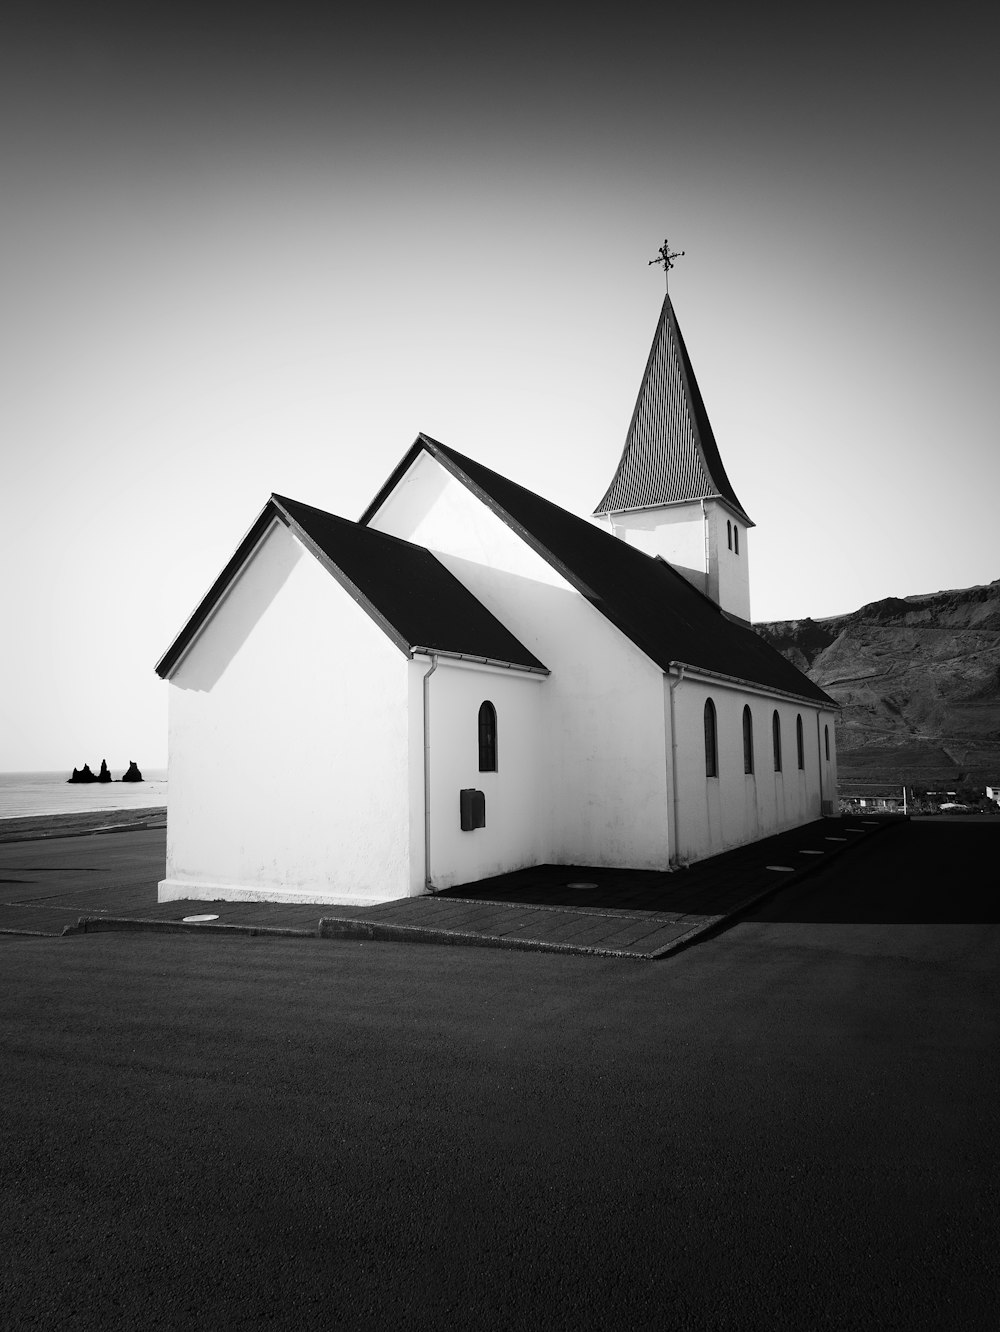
[155,494,547,679]
[362,436,832,706]
[593,296,752,526]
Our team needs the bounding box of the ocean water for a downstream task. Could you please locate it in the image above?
[0,770,168,820]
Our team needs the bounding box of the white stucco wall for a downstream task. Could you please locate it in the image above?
[705,502,751,622]
[411,657,547,890]
[371,453,673,870]
[160,520,415,904]
[668,675,838,864]
[609,504,708,595]
[599,499,750,620]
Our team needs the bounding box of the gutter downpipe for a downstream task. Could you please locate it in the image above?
[422,654,439,893]
[668,664,686,868]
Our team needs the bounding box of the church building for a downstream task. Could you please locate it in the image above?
[155,280,838,906]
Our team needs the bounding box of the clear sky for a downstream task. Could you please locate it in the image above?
[3,3,998,772]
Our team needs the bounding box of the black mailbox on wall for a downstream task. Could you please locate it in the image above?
[460,788,486,831]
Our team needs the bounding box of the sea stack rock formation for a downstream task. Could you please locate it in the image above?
[68,763,98,784]
[97,759,113,783]
[121,761,143,783]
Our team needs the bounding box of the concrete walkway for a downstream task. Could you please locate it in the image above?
[315,817,894,958]
[0,814,897,958]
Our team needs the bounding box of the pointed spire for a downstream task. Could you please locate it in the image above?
[594,296,752,525]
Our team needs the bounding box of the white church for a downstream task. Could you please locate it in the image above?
[155,282,838,905]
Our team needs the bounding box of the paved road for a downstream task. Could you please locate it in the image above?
[0,815,895,950]
[0,826,166,934]
[1,819,998,1329]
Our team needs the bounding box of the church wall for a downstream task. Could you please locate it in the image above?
[409,658,547,890]
[670,675,837,864]
[599,500,750,620]
[705,503,751,622]
[370,455,673,870]
[160,521,414,905]
[608,505,708,595]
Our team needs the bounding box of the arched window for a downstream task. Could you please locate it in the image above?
[772,710,782,772]
[824,724,830,762]
[478,701,497,772]
[727,520,732,550]
[742,705,754,774]
[704,698,718,778]
[734,525,740,555]
[796,714,805,770]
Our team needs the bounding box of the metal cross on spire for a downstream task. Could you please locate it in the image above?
[648,239,685,290]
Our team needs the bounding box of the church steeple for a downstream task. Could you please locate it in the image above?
[594,279,754,622]
[594,295,752,525]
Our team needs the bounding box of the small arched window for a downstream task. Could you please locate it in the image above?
[743,705,754,774]
[796,714,805,770]
[727,520,732,550]
[478,701,497,772]
[772,710,782,772]
[734,525,740,555]
[704,698,718,778]
[824,724,830,762]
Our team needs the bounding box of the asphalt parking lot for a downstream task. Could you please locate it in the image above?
[1,813,895,955]
[2,818,998,1330]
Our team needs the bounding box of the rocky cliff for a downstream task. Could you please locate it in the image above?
[755,580,1000,785]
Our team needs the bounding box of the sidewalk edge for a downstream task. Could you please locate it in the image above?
[647,817,902,960]
[63,916,316,939]
[317,916,648,958]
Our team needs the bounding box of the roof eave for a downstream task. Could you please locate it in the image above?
[358,437,427,527]
[154,500,282,679]
[155,496,416,682]
[410,647,549,676]
[667,659,838,708]
[270,497,413,658]
[596,493,755,528]
[158,482,547,681]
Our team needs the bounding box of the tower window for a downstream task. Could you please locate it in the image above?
[727,520,732,550]
[796,715,805,770]
[478,701,497,772]
[743,705,754,774]
[734,525,740,555]
[824,724,830,762]
[704,698,718,778]
[772,710,782,772]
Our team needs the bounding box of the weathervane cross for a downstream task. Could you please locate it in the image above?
[648,239,685,290]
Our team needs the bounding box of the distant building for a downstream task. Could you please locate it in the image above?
[986,785,1000,805]
[841,788,906,813]
[155,286,839,906]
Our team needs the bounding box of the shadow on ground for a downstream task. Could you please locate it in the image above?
[743,821,1000,925]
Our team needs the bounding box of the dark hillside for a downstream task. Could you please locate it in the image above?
[756,580,1000,786]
